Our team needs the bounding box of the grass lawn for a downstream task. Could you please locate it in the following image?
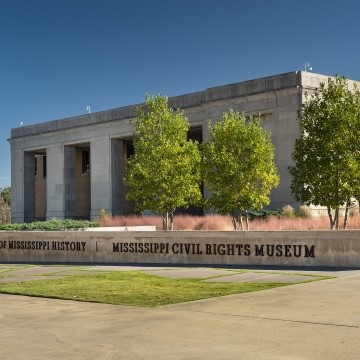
[0,270,303,307]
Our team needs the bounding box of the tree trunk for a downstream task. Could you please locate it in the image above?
[162,210,174,230]
[231,215,237,230]
[231,212,243,230]
[169,211,174,231]
[230,211,248,230]
[162,211,169,230]
[334,208,339,230]
[239,215,244,230]
[343,200,350,230]
[327,206,336,230]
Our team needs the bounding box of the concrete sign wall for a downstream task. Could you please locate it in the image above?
[0,230,359,268]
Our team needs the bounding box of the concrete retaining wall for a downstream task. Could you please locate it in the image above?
[0,230,359,268]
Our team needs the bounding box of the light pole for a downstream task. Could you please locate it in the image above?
[305,61,312,72]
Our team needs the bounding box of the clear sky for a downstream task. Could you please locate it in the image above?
[1,0,360,189]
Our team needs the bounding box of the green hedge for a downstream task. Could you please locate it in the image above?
[0,219,100,231]
[248,210,281,220]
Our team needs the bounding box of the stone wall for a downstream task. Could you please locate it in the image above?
[0,230,359,268]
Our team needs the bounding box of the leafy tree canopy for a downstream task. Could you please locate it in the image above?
[289,76,360,229]
[125,95,202,230]
[202,110,279,230]
[0,187,11,206]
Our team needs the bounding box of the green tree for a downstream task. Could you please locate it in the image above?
[125,95,202,230]
[289,76,360,229]
[202,110,279,230]
[0,187,11,206]
[0,187,11,224]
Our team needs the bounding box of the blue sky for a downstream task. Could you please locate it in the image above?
[1,0,360,189]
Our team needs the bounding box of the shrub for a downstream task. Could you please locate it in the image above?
[298,205,313,218]
[102,215,163,230]
[0,197,11,225]
[0,219,100,231]
[96,213,360,231]
[101,214,234,230]
[173,215,200,230]
[347,214,360,228]
[349,205,359,218]
[281,205,296,218]
[248,210,281,220]
[251,216,328,230]
[192,215,233,230]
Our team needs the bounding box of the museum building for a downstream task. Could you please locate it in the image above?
[9,71,353,223]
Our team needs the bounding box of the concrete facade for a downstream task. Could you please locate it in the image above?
[9,71,358,223]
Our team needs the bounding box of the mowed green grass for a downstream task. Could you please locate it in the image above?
[0,270,294,307]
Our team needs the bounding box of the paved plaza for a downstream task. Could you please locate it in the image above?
[0,265,359,359]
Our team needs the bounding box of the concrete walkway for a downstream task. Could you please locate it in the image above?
[0,265,359,359]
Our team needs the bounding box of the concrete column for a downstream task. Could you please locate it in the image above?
[23,152,36,222]
[10,147,25,223]
[46,144,65,219]
[111,138,125,215]
[64,146,76,218]
[90,137,111,219]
